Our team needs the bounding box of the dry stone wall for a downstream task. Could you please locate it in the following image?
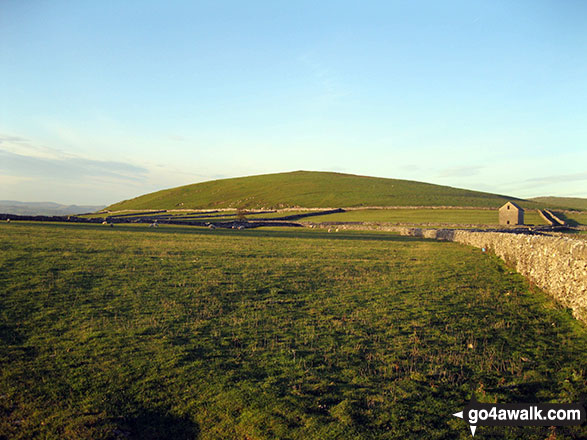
[308,222,586,323]
[402,228,587,323]
[544,209,566,226]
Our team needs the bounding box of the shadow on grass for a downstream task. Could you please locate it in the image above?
[7,221,428,243]
[486,381,555,401]
[552,211,581,227]
[0,324,25,346]
[103,403,199,440]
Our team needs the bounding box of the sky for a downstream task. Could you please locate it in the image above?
[1,0,586,205]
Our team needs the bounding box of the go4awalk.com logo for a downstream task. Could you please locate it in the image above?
[452,396,585,436]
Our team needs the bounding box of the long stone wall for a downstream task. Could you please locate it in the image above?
[307,222,586,322]
[402,228,587,323]
[544,209,567,226]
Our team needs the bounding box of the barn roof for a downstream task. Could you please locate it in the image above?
[499,201,524,211]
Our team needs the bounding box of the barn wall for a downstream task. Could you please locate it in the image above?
[499,208,523,225]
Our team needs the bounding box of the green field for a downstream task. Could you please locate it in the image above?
[78,210,321,223]
[1,223,585,439]
[81,208,556,228]
[557,211,587,227]
[108,171,540,211]
[160,208,551,226]
[304,209,550,226]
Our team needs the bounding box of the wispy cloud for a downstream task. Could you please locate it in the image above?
[0,134,148,183]
[492,170,587,198]
[0,133,234,204]
[437,165,483,178]
[167,134,189,142]
[400,164,421,173]
[523,172,587,185]
[0,135,28,144]
[0,149,148,182]
[0,134,65,159]
[0,174,35,185]
[299,53,349,100]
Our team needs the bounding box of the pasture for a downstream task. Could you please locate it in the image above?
[303,208,549,226]
[1,222,585,439]
[80,207,558,228]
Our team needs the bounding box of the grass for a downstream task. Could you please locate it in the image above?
[304,208,549,226]
[77,210,322,223]
[77,211,238,220]
[80,207,555,228]
[1,222,586,439]
[107,171,541,211]
[555,211,587,227]
[531,197,587,211]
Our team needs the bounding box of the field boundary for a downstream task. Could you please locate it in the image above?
[306,222,586,323]
[403,228,587,323]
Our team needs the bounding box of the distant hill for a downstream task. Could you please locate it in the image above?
[530,197,587,211]
[107,171,539,211]
[0,201,106,216]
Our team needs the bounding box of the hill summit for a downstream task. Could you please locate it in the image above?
[107,171,530,210]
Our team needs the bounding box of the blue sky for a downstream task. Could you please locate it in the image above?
[1,0,586,205]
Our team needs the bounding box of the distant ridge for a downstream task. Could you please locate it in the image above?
[530,197,587,211]
[0,201,106,216]
[107,171,539,211]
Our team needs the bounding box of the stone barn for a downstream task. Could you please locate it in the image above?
[499,201,524,226]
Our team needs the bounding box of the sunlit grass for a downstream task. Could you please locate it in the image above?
[107,171,537,210]
[306,208,549,226]
[0,222,585,439]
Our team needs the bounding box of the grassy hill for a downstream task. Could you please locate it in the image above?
[530,196,587,211]
[108,171,537,210]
